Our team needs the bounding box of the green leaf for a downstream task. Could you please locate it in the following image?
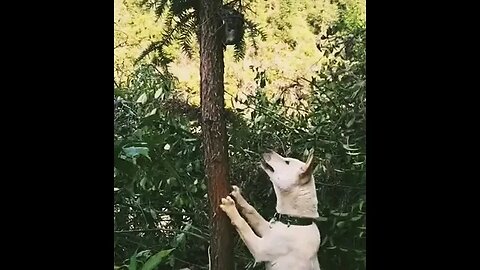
[154,88,163,99]
[342,144,359,151]
[145,108,157,117]
[140,248,175,270]
[346,117,355,128]
[157,180,163,190]
[183,223,192,231]
[254,115,264,124]
[320,235,328,246]
[128,251,138,270]
[350,88,361,99]
[351,215,362,221]
[123,147,151,160]
[172,233,185,247]
[331,211,349,217]
[317,216,328,222]
[136,250,152,258]
[149,208,157,220]
[137,93,148,104]
[140,177,147,189]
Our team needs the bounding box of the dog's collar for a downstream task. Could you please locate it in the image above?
[272,212,314,227]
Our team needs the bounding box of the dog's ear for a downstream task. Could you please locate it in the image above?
[299,150,315,184]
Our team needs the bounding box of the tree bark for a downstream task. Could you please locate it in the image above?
[199,0,234,269]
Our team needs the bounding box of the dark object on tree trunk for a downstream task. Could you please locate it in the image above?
[220,6,244,46]
[199,0,234,269]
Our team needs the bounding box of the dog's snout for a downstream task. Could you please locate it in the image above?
[262,152,272,161]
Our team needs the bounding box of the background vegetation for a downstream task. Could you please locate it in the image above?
[114,0,365,269]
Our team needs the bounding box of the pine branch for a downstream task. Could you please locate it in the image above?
[180,31,194,58]
[135,41,163,65]
[153,0,169,18]
[233,38,245,61]
[177,15,198,58]
[245,18,266,41]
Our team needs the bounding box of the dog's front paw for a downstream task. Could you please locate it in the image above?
[220,196,241,225]
[230,185,242,198]
[219,196,236,214]
[230,185,248,207]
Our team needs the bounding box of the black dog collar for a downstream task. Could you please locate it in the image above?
[272,212,314,226]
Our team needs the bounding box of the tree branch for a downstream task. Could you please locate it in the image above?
[316,181,365,190]
[114,228,209,242]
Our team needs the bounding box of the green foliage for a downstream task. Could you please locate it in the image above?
[134,0,265,66]
[122,248,176,270]
[114,0,361,107]
[114,1,365,269]
[114,64,209,269]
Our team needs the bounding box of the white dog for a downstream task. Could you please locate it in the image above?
[220,150,321,270]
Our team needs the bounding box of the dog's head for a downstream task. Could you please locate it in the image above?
[260,149,319,218]
[260,149,316,190]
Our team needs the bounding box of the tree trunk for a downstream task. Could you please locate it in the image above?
[199,0,234,270]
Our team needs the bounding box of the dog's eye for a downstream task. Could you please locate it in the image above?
[285,160,290,165]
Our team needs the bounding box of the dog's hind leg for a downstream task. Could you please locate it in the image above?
[230,185,270,236]
[220,196,269,261]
